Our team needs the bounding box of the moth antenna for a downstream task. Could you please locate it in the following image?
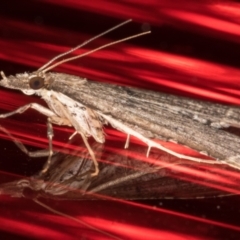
[42,30,151,73]
[38,19,132,72]
[33,198,122,240]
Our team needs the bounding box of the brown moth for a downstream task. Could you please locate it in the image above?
[0,19,240,178]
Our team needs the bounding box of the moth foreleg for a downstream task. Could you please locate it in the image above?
[98,113,224,166]
[0,103,56,119]
[0,103,69,173]
[0,124,54,158]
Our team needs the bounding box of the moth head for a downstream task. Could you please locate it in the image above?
[0,71,53,95]
[0,178,41,198]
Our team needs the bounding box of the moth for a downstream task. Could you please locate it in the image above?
[0,19,240,177]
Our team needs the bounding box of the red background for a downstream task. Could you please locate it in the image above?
[0,1,240,239]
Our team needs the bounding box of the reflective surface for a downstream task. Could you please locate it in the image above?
[0,1,240,239]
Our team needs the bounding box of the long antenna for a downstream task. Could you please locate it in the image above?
[42,31,150,73]
[38,19,132,71]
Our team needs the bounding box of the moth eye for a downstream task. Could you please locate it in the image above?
[29,76,44,90]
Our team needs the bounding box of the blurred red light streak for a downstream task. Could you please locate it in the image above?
[1,39,240,105]
[82,201,240,233]
[0,1,240,238]
[82,216,199,240]
[164,10,240,37]
[0,216,71,239]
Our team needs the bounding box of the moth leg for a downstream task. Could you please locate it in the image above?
[98,113,224,165]
[69,131,78,140]
[0,104,71,173]
[146,146,152,157]
[39,116,73,174]
[0,124,53,158]
[0,103,56,119]
[40,120,54,174]
[0,104,59,164]
[62,131,99,176]
[77,131,99,176]
[124,134,130,149]
[67,129,99,176]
